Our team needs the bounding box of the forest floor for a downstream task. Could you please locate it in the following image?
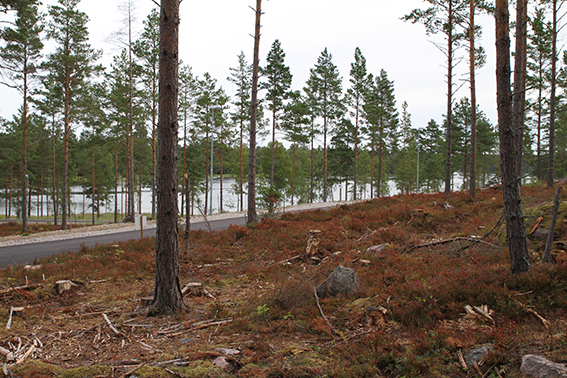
[0,184,566,377]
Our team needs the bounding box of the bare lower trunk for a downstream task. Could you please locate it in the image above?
[495,0,529,274]
[247,0,262,224]
[152,0,184,314]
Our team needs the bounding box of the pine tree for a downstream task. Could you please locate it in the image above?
[495,0,529,274]
[394,102,417,194]
[404,0,469,194]
[347,47,371,200]
[421,119,445,192]
[0,0,43,232]
[194,73,229,215]
[330,118,356,200]
[260,39,292,187]
[281,90,310,205]
[153,0,184,315]
[44,0,102,230]
[133,8,159,219]
[364,69,398,197]
[305,48,344,201]
[248,0,263,224]
[228,51,252,212]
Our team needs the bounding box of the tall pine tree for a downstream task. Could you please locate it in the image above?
[0,0,43,232]
[305,48,344,201]
[260,39,292,187]
[44,0,102,229]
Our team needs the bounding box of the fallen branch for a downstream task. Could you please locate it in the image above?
[529,216,544,235]
[275,254,301,265]
[166,319,233,337]
[118,362,146,378]
[16,344,35,365]
[313,286,339,336]
[458,349,468,370]
[162,367,184,378]
[483,214,503,239]
[464,305,495,326]
[524,307,550,329]
[102,313,121,335]
[0,284,42,296]
[404,237,498,254]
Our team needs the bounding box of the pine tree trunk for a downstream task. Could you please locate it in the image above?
[469,0,477,199]
[547,0,557,188]
[271,107,275,186]
[152,0,184,314]
[240,118,244,212]
[62,68,70,230]
[22,69,28,233]
[247,0,262,224]
[323,118,328,202]
[512,0,527,178]
[292,145,296,206]
[495,0,529,275]
[114,151,118,223]
[444,0,454,195]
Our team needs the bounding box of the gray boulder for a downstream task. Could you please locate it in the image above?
[316,265,359,298]
[521,355,567,378]
[464,344,493,366]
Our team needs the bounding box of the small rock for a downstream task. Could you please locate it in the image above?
[316,265,359,298]
[464,344,493,366]
[366,244,391,254]
[521,354,567,378]
[214,347,240,356]
[213,356,239,374]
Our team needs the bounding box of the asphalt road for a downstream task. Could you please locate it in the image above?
[0,215,247,268]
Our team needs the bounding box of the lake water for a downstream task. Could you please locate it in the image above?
[0,176,466,218]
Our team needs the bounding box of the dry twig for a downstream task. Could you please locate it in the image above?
[313,286,339,336]
[404,237,498,254]
[118,362,146,378]
[102,313,121,335]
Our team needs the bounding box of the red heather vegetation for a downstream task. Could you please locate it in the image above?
[0,184,566,377]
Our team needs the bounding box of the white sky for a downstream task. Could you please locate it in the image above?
[1,0,498,136]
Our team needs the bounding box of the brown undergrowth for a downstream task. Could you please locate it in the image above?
[0,184,566,377]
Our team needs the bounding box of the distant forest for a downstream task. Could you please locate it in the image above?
[1,0,566,225]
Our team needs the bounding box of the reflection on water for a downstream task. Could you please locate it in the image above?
[0,175,467,218]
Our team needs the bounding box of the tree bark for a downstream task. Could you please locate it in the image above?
[247,0,262,224]
[152,0,184,315]
[495,0,530,274]
[512,0,527,178]
[444,0,454,194]
[469,0,477,199]
[547,0,557,188]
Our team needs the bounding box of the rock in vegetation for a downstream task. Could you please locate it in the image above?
[366,244,391,254]
[213,356,239,374]
[464,344,493,366]
[316,265,359,298]
[214,347,240,356]
[520,354,567,378]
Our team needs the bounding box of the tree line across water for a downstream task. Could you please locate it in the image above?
[1,0,566,233]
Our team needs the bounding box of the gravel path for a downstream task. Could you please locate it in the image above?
[0,200,359,248]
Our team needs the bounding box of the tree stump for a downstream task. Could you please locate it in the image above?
[305,230,321,257]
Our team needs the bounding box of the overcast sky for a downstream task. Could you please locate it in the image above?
[1,0,498,136]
